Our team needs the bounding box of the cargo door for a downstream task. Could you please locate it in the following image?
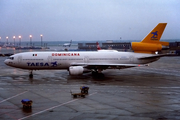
[84,56,89,63]
[130,56,134,63]
[18,56,22,63]
[48,56,52,63]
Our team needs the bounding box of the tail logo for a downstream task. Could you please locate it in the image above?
[151,31,158,40]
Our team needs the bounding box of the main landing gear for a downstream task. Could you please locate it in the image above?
[29,70,33,78]
[92,69,104,78]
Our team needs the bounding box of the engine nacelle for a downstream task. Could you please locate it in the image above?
[69,66,84,75]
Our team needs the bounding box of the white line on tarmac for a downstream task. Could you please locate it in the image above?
[0,91,28,104]
[18,92,97,120]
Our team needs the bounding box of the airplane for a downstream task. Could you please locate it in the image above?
[96,42,101,50]
[4,23,169,78]
[63,40,72,47]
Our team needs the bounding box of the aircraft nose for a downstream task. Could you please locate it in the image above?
[4,59,9,65]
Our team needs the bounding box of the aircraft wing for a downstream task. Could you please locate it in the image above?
[71,63,148,69]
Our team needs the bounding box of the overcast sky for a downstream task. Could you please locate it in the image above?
[0,0,180,42]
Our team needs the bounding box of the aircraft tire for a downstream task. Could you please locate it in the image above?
[29,74,33,78]
[92,72,104,78]
[96,73,104,78]
[92,71,98,76]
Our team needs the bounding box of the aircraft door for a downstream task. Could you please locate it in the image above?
[130,56,134,62]
[84,56,89,63]
[48,56,52,63]
[17,56,22,63]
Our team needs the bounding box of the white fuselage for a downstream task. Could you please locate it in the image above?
[4,51,159,70]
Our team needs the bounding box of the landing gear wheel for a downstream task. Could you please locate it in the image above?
[29,74,33,78]
[92,71,98,76]
[29,70,33,78]
[92,71,104,78]
[98,73,104,78]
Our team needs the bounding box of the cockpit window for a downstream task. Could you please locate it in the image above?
[8,57,14,60]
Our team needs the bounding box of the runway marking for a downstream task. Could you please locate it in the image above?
[18,92,97,120]
[0,91,28,104]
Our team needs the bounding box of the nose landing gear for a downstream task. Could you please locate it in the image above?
[29,70,33,78]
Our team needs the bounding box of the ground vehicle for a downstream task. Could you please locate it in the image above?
[71,86,89,98]
[21,99,33,108]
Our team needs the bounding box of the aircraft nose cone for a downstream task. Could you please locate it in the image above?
[4,59,9,65]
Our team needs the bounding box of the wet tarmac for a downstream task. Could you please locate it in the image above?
[0,56,180,120]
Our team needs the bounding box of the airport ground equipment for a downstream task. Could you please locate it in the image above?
[21,99,33,108]
[80,86,89,94]
[71,86,89,98]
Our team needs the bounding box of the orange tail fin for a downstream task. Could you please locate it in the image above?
[131,23,169,54]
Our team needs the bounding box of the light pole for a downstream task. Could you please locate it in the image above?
[19,36,21,47]
[29,35,32,47]
[6,37,8,44]
[40,34,43,47]
[13,36,15,46]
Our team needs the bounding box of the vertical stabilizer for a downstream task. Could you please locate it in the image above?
[141,23,167,43]
[96,42,101,50]
[131,23,169,54]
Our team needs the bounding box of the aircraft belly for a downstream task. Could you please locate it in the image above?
[139,58,160,64]
[134,54,161,64]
